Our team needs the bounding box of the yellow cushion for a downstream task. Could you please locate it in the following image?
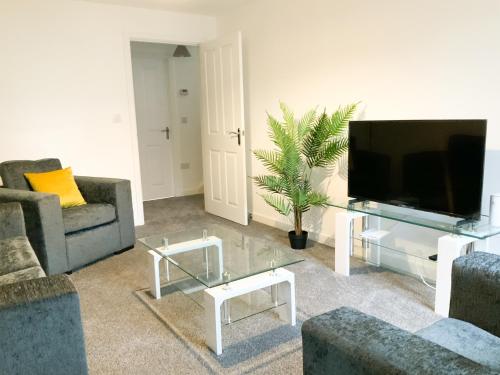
[24,167,86,208]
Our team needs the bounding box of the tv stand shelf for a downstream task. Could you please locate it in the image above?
[331,199,500,239]
[328,199,500,317]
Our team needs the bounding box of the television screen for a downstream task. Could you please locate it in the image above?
[348,120,487,219]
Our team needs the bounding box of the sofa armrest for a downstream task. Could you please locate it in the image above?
[0,275,88,374]
[450,251,500,337]
[302,307,494,375]
[0,202,26,240]
[0,188,67,274]
[75,176,135,248]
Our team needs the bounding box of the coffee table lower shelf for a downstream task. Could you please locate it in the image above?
[148,248,296,355]
[204,267,296,355]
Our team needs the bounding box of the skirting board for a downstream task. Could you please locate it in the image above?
[177,186,204,197]
[173,183,204,197]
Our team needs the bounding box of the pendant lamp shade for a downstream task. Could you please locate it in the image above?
[173,45,191,57]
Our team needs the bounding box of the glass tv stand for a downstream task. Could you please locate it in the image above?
[328,198,500,317]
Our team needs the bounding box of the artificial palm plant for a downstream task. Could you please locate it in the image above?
[253,102,358,248]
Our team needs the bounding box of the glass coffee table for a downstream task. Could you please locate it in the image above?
[138,225,304,355]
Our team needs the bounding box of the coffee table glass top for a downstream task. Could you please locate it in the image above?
[138,225,304,288]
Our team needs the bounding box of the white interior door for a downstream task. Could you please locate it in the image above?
[132,55,175,201]
[200,32,248,225]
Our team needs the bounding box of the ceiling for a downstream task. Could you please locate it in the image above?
[83,0,253,15]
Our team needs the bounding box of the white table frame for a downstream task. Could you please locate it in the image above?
[147,236,297,355]
[148,235,223,300]
[204,268,296,355]
[334,211,488,317]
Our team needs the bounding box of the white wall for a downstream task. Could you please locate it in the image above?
[217,0,500,257]
[0,0,215,225]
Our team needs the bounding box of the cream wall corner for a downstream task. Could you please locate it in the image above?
[0,0,216,226]
[217,0,500,246]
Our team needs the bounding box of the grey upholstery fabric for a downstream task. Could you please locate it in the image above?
[66,221,120,269]
[0,203,46,284]
[0,266,45,285]
[417,318,500,371]
[0,236,41,276]
[0,160,135,274]
[0,188,68,274]
[62,203,116,234]
[0,202,26,240]
[0,275,88,374]
[75,176,135,249]
[0,158,62,190]
[0,205,87,373]
[450,251,500,337]
[302,252,500,374]
[302,307,496,375]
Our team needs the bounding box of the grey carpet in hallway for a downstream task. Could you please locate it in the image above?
[70,195,440,374]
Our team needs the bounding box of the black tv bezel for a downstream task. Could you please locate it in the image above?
[347,119,488,220]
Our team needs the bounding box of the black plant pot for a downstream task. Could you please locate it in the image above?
[288,230,308,249]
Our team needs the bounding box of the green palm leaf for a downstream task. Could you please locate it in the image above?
[261,193,291,216]
[329,103,358,136]
[307,192,329,207]
[253,175,286,194]
[253,150,283,175]
[303,112,332,168]
[266,115,289,150]
[297,107,317,143]
[311,137,349,168]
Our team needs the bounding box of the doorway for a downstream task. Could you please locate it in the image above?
[131,41,203,201]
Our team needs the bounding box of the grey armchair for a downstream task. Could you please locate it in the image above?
[0,202,88,374]
[302,251,500,374]
[0,158,135,274]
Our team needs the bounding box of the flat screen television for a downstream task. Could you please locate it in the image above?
[348,120,487,219]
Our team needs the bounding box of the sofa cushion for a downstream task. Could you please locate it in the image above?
[62,203,116,234]
[416,318,500,371]
[302,307,492,375]
[66,221,120,270]
[0,236,41,276]
[0,266,45,286]
[0,159,62,191]
[25,167,87,208]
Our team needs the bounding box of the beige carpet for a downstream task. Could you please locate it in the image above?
[70,195,440,374]
[134,284,306,375]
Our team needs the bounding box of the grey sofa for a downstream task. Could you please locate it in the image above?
[0,158,135,274]
[0,202,88,374]
[302,251,500,375]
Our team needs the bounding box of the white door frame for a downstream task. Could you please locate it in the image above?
[123,32,202,226]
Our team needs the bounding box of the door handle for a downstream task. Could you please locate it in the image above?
[161,126,170,140]
[227,128,241,145]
